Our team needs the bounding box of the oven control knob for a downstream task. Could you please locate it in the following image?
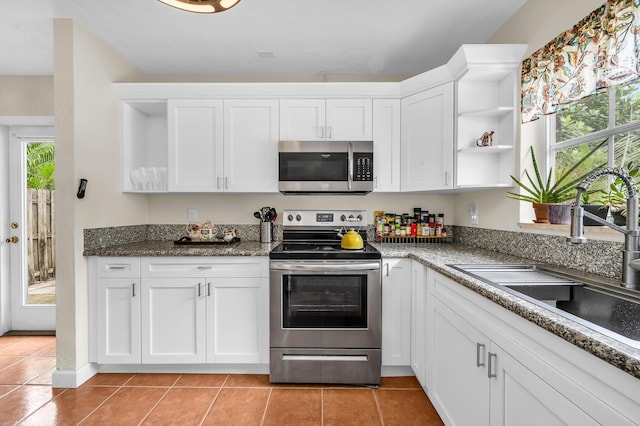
[340,214,346,221]
[287,214,294,222]
[296,214,302,222]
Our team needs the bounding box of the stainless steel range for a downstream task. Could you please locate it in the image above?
[269,210,382,385]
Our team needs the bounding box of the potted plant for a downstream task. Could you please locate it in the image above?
[507,141,606,224]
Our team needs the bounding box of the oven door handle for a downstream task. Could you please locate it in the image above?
[270,262,381,272]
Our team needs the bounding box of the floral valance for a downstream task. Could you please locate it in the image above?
[521,0,640,123]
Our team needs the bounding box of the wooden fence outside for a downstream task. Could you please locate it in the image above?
[27,189,56,285]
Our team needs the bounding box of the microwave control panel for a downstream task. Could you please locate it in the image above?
[353,153,373,181]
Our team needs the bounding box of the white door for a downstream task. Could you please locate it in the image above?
[8,127,55,331]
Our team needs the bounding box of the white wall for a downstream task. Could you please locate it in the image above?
[53,18,145,373]
[0,76,54,117]
[453,0,606,232]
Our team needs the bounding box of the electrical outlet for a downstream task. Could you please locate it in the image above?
[188,208,198,223]
[469,202,479,225]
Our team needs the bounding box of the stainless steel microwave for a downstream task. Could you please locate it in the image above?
[278,140,374,195]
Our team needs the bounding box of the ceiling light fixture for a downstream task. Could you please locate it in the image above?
[158,0,241,14]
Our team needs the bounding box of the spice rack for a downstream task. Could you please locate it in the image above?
[375,232,453,244]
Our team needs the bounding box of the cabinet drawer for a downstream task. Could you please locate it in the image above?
[96,257,141,278]
[141,257,268,278]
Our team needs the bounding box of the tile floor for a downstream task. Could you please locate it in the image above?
[0,335,444,425]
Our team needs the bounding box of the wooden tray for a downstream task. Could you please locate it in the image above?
[173,237,241,245]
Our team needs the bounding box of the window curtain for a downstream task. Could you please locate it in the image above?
[521,0,640,123]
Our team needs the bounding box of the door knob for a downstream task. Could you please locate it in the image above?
[5,236,18,244]
[10,222,18,229]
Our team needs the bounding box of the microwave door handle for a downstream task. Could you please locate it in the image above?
[348,142,353,190]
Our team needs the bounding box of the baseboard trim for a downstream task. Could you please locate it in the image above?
[381,365,414,377]
[52,363,98,388]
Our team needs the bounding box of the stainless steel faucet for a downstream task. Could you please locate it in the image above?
[568,168,640,290]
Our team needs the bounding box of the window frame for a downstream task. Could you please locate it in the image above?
[546,84,640,178]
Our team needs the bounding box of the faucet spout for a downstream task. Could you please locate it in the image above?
[567,168,639,290]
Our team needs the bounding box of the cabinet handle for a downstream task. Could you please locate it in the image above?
[488,352,497,378]
[207,282,211,297]
[224,177,229,189]
[318,126,324,139]
[198,283,202,297]
[197,266,212,270]
[108,266,126,270]
[444,171,449,186]
[327,126,332,139]
[217,177,221,189]
[385,263,390,277]
[476,343,485,367]
[132,283,136,297]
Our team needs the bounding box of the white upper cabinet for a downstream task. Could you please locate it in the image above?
[223,99,279,193]
[280,98,372,141]
[400,83,454,192]
[372,99,401,192]
[168,99,224,192]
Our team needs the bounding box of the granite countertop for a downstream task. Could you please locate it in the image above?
[84,239,640,380]
[83,239,275,257]
[372,242,640,381]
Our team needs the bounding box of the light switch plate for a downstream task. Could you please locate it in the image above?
[469,202,478,225]
[188,208,198,223]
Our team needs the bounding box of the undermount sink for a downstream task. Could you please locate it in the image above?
[448,264,640,348]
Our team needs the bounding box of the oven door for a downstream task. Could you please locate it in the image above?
[269,260,381,349]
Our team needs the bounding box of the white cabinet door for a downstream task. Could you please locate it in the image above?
[401,83,454,191]
[490,345,598,426]
[279,99,326,140]
[410,261,429,388]
[325,99,372,141]
[223,99,279,193]
[381,258,411,366]
[280,98,372,141]
[206,276,268,363]
[167,99,224,192]
[97,278,141,364]
[372,99,401,192]
[430,295,490,426]
[141,277,206,363]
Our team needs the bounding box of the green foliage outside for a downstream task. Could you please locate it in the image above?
[553,81,640,207]
[27,143,55,190]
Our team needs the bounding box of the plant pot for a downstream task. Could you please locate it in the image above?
[612,211,627,226]
[583,205,609,226]
[547,203,572,225]
[532,203,549,224]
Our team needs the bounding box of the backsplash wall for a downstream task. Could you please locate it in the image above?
[453,225,623,280]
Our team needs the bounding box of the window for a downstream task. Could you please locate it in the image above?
[548,79,640,195]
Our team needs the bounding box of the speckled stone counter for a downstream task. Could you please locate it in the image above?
[372,242,640,380]
[83,239,274,257]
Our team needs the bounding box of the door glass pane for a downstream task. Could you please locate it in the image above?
[25,142,56,305]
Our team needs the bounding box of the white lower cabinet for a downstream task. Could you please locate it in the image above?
[381,258,411,366]
[92,256,268,365]
[141,277,207,363]
[94,257,141,364]
[207,276,267,364]
[426,268,638,425]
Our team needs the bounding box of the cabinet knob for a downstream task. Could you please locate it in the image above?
[5,236,18,244]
